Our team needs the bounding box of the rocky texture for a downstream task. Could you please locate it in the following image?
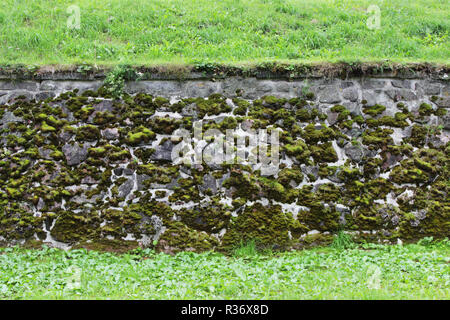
[0,76,449,252]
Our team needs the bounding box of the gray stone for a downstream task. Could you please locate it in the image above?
[342,88,358,102]
[442,84,450,96]
[102,128,119,140]
[118,179,134,198]
[123,168,134,176]
[199,174,218,194]
[1,111,24,128]
[0,81,39,91]
[181,103,198,118]
[81,176,98,184]
[391,80,411,89]
[151,139,174,162]
[38,147,53,160]
[59,129,74,143]
[327,111,339,126]
[36,198,46,211]
[256,81,275,94]
[182,81,221,98]
[241,119,254,131]
[93,100,114,112]
[275,82,291,92]
[113,168,124,176]
[137,174,150,191]
[35,91,56,100]
[361,79,386,89]
[361,90,389,106]
[381,152,403,170]
[340,81,354,89]
[72,192,101,204]
[385,89,417,101]
[443,114,450,130]
[345,145,365,163]
[435,96,450,108]
[303,166,319,179]
[40,80,102,92]
[415,82,441,95]
[62,143,88,166]
[317,86,341,103]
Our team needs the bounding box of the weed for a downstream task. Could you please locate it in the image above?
[330,231,356,250]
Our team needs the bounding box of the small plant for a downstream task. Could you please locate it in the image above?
[330,231,356,250]
[417,236,435,246]
[103,65,141,98]
[232,239,259,258]
[76,64,93,74]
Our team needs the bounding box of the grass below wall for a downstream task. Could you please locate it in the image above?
[0,240,449,299]
[0,0,448,66]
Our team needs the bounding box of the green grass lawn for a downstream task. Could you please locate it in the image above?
[0,240,448,299]
[0,0,448,66]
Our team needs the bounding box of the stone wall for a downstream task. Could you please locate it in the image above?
[0,74,448,252]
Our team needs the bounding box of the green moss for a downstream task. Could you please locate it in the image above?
[277,167,304,187]
[76,125,100,141]
[301,124,336,143]
[362,128,394,148]
[88,147,107,157]
[41,121,56,133]
[363,104,386,117]
[126,127,156,146]
[221,203,300,251]
[283,140,311,163]
[310,142,338,163]
[418,103,433,116]
[157,220,219,253]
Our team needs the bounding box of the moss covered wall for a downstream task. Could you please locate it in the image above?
[0,75,449,252]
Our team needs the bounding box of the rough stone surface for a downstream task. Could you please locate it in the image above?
[0,76,448,252]
[62,143,88,166]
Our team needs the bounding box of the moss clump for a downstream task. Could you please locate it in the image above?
[232,98,250,115]
[93,111,116,125]
[76,125,100,141]
[277,167,304,187]
[283,140,311,163]
[109,149,131,161]
[195,95,232,118]
[223,170,261,200]
[178,203,231,234]
[418,103,433,116]
[50,211,102,243]
[362,128,394,148]
[126,128,156,146]
[88,147,107,157]
[310,142,338,163]
[41,121,56,133]
[390,149,444,185]
[330,105,351,122]
[221,203,301,251]
[408,125,427,147]
[363,104,386,117]
[148,117,181,134]
[378,114,408,128]
[301,124,336,143]
[157,220,219,253]
[262,96,287,108]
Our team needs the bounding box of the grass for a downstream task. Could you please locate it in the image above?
[0,240,448,300]
[0,0,448,66]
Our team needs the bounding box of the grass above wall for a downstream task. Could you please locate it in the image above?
[0,241,449,299]
[0,0,448,66]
